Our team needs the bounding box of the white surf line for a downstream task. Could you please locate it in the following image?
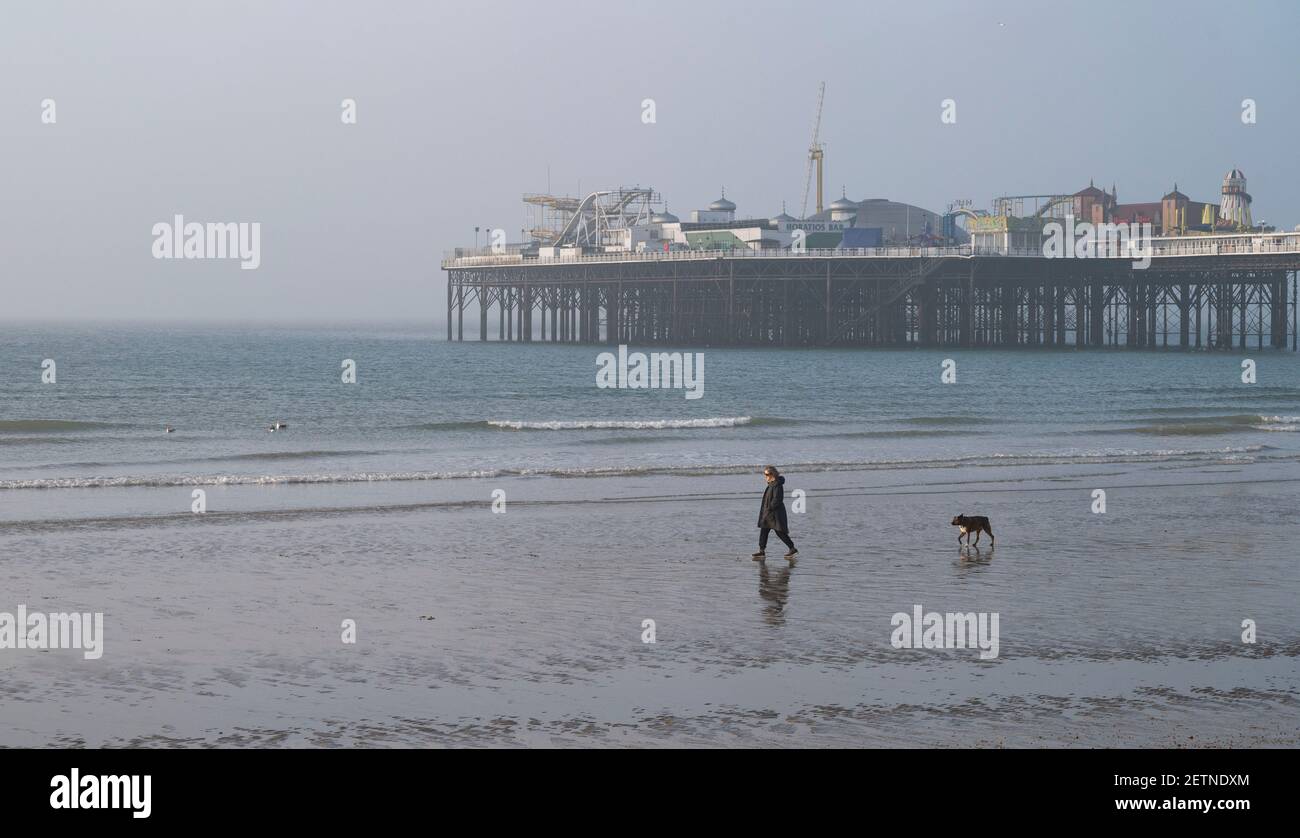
[6,475,1300,534]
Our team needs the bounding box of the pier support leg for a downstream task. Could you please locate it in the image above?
[479,285,487,341]
[920,282,937,346]
[824,265,832,345]
[1195,285,1202,348]
[1179,283,1190,349]
[782,280,791,347]
[728,264,736,345]
[1089,282,1104,347]
[1240,285,1247,349]
[613,282,623,344]
[961,265,974,347]
[525,287,533,342]
[1055,287,1066,345]
[1033,285,1044,346]
[1074,285,1085,347]
[1002,285,1017,346]
[1275,272,1289,348]
[1148,285,1158,348]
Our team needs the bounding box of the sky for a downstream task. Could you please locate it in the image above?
[2,0,1297,322]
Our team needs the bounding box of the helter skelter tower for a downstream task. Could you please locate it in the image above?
[1220,168,1253,230]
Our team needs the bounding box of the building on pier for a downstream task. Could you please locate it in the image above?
[1070,171,1259,236]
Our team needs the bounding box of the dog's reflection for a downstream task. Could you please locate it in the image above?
[757,559,794,625]
[958,544,993,567]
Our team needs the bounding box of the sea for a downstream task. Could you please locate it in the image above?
[1,322,1297,746]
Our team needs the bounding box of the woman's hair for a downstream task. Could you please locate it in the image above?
[763,465,779,476]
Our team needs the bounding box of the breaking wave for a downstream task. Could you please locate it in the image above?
[1253,415,1300,432]
[0,444,1275,490]
[1097,414,1300,435]
[487,417,753,430]
[399,416,771,432]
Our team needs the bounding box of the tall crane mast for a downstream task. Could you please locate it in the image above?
[801,82,826,219]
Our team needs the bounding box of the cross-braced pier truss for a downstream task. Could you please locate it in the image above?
[443,235,1300,350]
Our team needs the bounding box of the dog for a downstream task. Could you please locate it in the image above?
[951,514,994,547]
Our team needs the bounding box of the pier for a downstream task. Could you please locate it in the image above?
[443,233,1299,350]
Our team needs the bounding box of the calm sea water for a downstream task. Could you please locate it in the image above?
[2,322,1297,503]
[2,323,1298,746]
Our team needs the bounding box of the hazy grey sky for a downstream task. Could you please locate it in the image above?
[3,0,1297,322]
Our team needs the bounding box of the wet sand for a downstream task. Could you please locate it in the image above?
[3,460,1298,747]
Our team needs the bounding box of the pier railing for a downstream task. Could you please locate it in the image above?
[442,232,1300,268]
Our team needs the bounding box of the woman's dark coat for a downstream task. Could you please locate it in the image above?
[757,475,789,531]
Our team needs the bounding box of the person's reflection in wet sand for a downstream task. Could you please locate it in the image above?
[757,559,794,626]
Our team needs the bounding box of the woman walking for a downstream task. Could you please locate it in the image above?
[753,465,797,559]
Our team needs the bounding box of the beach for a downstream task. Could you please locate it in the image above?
[2,324,1298,747]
